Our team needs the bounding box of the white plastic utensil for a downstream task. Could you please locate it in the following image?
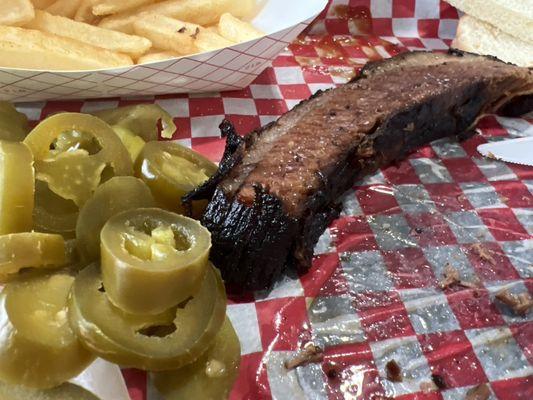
[477,137,533,167]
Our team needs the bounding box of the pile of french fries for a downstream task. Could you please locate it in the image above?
[0,0,264,70]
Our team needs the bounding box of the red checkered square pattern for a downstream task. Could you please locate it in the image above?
[19,1,532,399]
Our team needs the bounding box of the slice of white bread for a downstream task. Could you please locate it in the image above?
[446,0,533,43]
[453,15,533,67]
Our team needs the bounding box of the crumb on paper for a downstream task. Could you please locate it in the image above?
[431,373,446,390]
[486,151,500,161]
[439,263,460,289]
[385,359,402,382]
[466,383,490,400]
[324,361,338,379]
[420,381,438,393]
[456,194,467,203]
[410,227,423,237]
[471,243,496,265]
[439,264,478,290]
[495,289,533,317]
[284,343,324,370]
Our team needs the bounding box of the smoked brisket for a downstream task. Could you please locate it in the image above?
[185,50,533,292]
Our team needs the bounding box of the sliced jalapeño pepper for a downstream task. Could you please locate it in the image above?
[112,125,146,162]
[152,317,241,400]
[0,232,66,282]
[68,263,227,371]
[0,273,95,388]
[94,104,176,140]
[0,141,34,235]
[33,180,79,238]
[134,141,217,214]
[0,101,29,142]
[0,381,99,400]
[76,176,155,261]
[23,113,132,207]
[100,208,211,314]
[52,129,101,155]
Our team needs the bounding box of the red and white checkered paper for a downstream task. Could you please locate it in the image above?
[19,1,532,399]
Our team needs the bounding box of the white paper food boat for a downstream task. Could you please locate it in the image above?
[0,0,328,103]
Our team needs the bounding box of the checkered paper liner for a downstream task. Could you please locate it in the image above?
[16,0,533,399]
[0,0,327,103]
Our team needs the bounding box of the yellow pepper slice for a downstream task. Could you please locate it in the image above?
[134,141,217,214]
[76,176,155,261]
[33,180,79,238]
[24,113,132,207]
[94,104,177,140]
[152,317,241,400]
[0,141,34,235]
[101,208,211,315]
[112,125,146,162]
[52,129,101,154]
[0,381,99,400]
[0,273,95,388]
[68,263,227,371]
[0,101,29,142]
[0,232,66,282]
[36,150,108,207]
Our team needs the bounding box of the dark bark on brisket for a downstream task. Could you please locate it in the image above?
[187,50,533,292]
[499,95,533,117]
[184,119,244,205]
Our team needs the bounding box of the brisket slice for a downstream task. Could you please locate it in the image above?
[185,49,533,292]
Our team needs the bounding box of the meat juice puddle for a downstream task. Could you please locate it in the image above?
[291,4,400,83]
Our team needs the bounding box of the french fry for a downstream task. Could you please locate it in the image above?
[0,25,133,70]
[31,0,55,9]
[218,13,263,43]
[132,14,198,55]
[194,28,235,53]
[0,0,35,26]
[98,13,140,34]
[74,0,102,23]
[46,0,82,18]
[92,0,156,16]
[137,50,181,64]
[25,10,152,58]
[100,0,257,33]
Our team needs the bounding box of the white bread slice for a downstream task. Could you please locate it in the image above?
[453,15,533,67]
[0,25,133,71]
[446,0,533,43]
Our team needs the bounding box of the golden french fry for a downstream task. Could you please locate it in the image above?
[218,13,263,43]
[46,0,82,18]
[31,0,55,9]
[137,50,181,64]
[0,0,35,26]
[0,26,133,70]
[74,0,102,23]
[92,0,156,16]
[98,12,140,34]
[195,28,235,53]
[133,14,198,55]
[25,10,152,58]
[100,0,257,33]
